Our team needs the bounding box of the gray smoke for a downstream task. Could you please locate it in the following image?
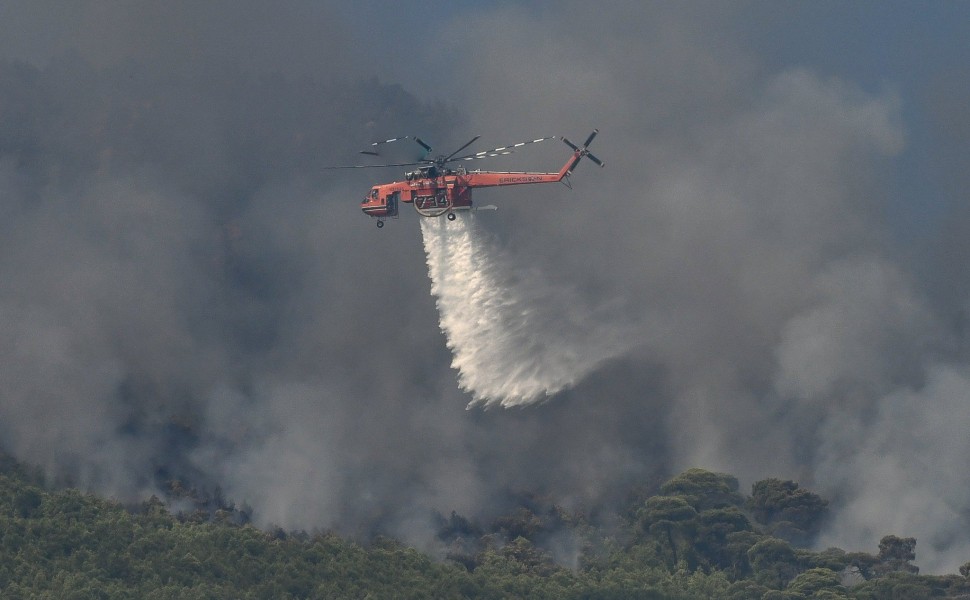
[1,0,969,574]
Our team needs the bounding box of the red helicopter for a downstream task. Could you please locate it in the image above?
[328,130,603,227]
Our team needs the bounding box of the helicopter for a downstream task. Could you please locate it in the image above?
[326,130,604,227]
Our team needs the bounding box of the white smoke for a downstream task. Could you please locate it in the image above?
[421,212,630,408]
[814,365,970,573]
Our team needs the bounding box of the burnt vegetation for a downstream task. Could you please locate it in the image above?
[2,456,970,599]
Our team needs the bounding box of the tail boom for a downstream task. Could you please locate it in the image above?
[461,130,604,189]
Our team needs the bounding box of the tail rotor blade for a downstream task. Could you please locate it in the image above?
[562,130,604,173]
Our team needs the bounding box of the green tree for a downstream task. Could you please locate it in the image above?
[748,478,828,546]
[849,572,934,599]
[724,579,770,599]
[747,537,800,589]
[786,567,844,597]
[500,536,556,576]
[12,487,43,518]
[637,496,698,568]
[493,507,543,541]
[804,547,849,573]
[660,468,743,511]
[719,530,762,579]
[875,535,918,575]
[693,507,754,574]
[843,551,879,580]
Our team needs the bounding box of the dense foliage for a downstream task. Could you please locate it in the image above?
[2,457,969,599]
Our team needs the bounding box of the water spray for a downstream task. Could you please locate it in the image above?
[421,212,626,408]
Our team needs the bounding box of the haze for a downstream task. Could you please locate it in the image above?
[1,0,969,573]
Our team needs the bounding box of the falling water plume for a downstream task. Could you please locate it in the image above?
[421,213,628,408]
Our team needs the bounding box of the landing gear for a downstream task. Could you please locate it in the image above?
[376,220,384,228]
[447,212,456,221]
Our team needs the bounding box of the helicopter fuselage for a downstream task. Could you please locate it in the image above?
[361,163,571,221]
[357,130,602,226]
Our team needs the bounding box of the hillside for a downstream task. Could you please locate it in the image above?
[2,458,970,599]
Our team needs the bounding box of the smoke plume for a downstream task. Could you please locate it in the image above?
[1,0,969,575]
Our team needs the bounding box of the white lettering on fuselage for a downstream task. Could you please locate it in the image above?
[498,176,547,184]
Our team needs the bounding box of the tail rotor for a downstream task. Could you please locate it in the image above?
[561,129,605,173]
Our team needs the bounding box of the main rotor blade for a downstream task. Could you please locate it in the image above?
[452,151,516,162]
[444,136,481,161]
[361,135,432,157]
[322,161,426,170]
[413,137,433,154]
[448,136,559,163]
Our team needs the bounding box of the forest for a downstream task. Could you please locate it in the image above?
[2,454,970,599]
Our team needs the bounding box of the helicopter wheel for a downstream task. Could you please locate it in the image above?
[447,212,456,221]
[376,220,384,228]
